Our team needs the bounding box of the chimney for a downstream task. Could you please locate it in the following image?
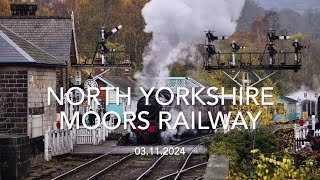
[11,0,38,16]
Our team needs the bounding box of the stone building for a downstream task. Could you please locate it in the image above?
[0,1,77,178]
[0,2,77,138]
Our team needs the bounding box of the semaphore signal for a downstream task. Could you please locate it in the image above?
[266,29,291,66]
[231,40,245,67]
[203,29,307,72]
[96,25,123,65]
[206,31,229,44]
[293,39,307,65]
[203,29,308,88]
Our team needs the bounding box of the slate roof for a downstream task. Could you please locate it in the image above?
[0,17,76,63]
[0,24,65,65]
[280,96,298,103]
[95,76,138,94]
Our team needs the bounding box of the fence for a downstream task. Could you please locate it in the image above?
[44,127,74,161]
[44,117,115,161]
[75,119,114,145]
[293,123,320,150]
[294,124,320,139]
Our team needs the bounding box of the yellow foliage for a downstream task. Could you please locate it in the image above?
[36,7,54,16]
[0,0,10,16]
[237,150,320,179]
[250,149,259,154]
[231,91,277,127]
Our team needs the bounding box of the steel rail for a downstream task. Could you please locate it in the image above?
[87,153,134,180]
[136,134,212,180]
[156,162,208,180]
[195,175,204,180]
[52,147,121,180]
[174,142,204,180]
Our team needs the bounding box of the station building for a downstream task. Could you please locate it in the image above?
[273,96,298,123]
[0,1,77,138]
[92,76,138,122]
[0,1,78,178]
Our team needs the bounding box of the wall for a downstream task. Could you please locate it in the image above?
[96,79,124,107]
[0,135,30,180]
[0,65,67,137]
[27,67,58,138]
[0,67,28,135]
[96,79,129,123]
[56,68,67,112]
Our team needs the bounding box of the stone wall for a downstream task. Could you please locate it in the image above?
[0,67,28,135]
[27,67,58,138]
[0,135,31,180]
[203,155,229,180]
[0,66,67,137]
[56,68,67,112]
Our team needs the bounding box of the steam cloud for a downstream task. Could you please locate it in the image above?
[135,0,246,84]
[134,0,246,141]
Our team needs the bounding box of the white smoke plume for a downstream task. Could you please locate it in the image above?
[135,0,246,84]
[160,108,179,143]
[288,86,319,102]
[160,103,199,142]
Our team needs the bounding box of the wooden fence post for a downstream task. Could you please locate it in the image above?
[93,129,96,145]
[102,125,106,142]
[70,128,74,151]
[44,130,50,161]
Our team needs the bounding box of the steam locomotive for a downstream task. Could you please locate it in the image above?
[129,90,232,144]
[128,90,320,144]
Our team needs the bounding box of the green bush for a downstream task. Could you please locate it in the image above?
[204,129,279,174]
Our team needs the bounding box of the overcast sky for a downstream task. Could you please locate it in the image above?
[253,0,320,13]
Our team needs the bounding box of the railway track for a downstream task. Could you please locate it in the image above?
[160,148,207,180]
[137,140,208,180]
[51,146,131,180]
[136,135,211,180]
[52,135,212,180]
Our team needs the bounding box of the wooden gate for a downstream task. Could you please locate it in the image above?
[44,117,115,161]
[44,128,74,161]
[75,116,115,145]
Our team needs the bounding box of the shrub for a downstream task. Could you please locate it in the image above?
[246,149,320,179]
[204,129,279,174]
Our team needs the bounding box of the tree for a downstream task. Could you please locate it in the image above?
[108,0,151,72]
[0,0,10,16]
[204,129,279,175]
[237,0,265,31]
[36,7,54,16]
[232,100,275,127]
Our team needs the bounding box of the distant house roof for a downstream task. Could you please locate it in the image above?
[95,76,138,94]
[0,16,77,64]
[0,24,65,66]
[280,96,298,103]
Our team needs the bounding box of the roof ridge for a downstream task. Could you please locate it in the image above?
[0,24,65,65]
[281,96,298,102]
[105,76,138,82]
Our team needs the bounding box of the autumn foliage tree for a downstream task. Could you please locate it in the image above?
[23,0,320,90]
[0,0,10,16]
[108,0,151,71]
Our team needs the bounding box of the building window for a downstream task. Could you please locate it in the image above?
[29,107,44,115]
